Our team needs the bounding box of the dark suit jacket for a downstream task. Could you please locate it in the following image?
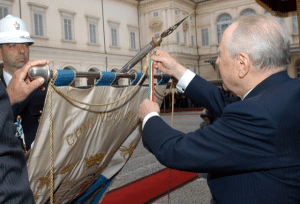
[142,71,300,203]
[0,74,47,150]
[0,81,35,203]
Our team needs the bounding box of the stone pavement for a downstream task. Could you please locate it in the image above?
[106,111,212,204]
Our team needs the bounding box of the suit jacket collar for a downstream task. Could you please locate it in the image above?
[244,71,291,100]
[0,74,5,87]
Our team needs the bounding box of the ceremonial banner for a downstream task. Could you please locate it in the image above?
[26,84,166,204]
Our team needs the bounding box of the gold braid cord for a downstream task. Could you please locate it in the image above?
[48,73,55,204]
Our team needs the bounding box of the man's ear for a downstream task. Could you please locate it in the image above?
[237,53,250,79]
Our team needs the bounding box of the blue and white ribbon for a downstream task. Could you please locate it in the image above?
[15,117,26,146]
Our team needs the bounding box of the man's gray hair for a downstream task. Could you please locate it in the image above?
[226,14,290,71]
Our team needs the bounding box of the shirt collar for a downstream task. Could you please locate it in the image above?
[3,69,12,86]
[242,87,254,100]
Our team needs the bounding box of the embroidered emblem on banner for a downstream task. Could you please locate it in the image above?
[120,141,138,159]
[85,152,107,168]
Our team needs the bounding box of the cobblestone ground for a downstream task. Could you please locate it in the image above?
[107,111,212,204]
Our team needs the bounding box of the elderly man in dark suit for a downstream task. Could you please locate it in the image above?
[0,15,48,151]
[139,14,300,203]
[0,59,47,203]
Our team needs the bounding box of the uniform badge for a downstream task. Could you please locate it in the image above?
[14,21,20,30]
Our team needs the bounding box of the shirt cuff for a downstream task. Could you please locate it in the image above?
[142,112,160,129]
[176,69,196,93]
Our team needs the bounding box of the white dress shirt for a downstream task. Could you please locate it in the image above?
[3,69,12,86]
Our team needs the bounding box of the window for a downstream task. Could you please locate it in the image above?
[191,36,195,47]
[293,15,298,34]
[111,28,117,46]
[190,15,193,21]
[194,67,197,74]
[153,11,158,17]
[0,0,13,19]
[176,32,180,44]
[240,8,256,16]
[28,2,48,38]
[64,19,73,40]
[59,9,76,42]
[0,6,8,19]
[85,15,100,45]
[175,9,179,15]
[201,28,209,47]
[184,31,187,45]
[154,33,160,37]
[33,13,44,36]
[130,31,136,49]
[217,13,232,44]
[108,20,120,48]
[128,24,138,50]
[89,24,97,44]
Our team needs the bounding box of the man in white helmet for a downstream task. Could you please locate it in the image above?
[0,15,48,203]
[0,15,49,152]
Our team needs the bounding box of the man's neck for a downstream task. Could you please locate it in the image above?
[4,67,15,76]
[240,67,286,99]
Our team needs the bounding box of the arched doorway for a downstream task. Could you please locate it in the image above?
[127,69,138,85]
[240,8,256,16]
[111,68,119,85]
[63,66,78,87]
[87,67,100,86]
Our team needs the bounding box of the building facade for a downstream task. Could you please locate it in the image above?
[195,0,299,79]
[0,0,141,86]
[0,0,299,86]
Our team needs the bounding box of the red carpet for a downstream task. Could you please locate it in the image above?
[101,168,198,204]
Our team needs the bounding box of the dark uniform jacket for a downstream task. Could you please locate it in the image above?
[142,71,300,203]
[0,74,47,150]
[0,81,35,203]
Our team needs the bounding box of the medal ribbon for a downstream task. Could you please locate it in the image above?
[148,59,155,102]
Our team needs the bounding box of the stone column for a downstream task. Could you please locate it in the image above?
[145,12,150,43]
[210,12,218,53]
[161,8,167,44]
[232,7,237,19]
[80,63,88,86]
[167,8,173,43]
[140,14,145,47]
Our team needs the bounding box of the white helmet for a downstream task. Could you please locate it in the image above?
[0,15,34,44]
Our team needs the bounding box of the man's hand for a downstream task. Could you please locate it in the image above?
[7,60,50,106]
[151,50,187,80]
[139,99,160,121]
